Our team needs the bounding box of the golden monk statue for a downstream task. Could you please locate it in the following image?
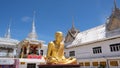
[46,31,77,64]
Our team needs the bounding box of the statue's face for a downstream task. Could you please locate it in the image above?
[55,32,63,42]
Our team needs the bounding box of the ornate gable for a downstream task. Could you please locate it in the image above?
[65,21,80,43]
[106,0,120,37]
[106,9,120,31]
[106,0,120,31]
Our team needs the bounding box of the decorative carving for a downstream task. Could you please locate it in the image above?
[106,17,120,31]
[65,21,80,43]
[106,0,120,31]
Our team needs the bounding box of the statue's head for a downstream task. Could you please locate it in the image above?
[55,31,63,42]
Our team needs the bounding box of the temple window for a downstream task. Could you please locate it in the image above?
[24,47,27,54]
[69,51,75,56]
[93,47,102,54]
[40,50,43,55]
[110,43,120,52]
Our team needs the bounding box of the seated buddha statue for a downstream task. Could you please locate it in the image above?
[46,31,77,64]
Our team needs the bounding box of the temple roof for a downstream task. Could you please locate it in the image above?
[110,0,120,20]
[66,25,106,48]
[25,38,45,44]
[64,18,80,43]
[0,37,20,47]
[0,18,20,47]
[65,0,120,48]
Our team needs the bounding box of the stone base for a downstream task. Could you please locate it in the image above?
[38,64,80,68]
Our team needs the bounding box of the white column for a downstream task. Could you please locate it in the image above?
[106,59,109,68]
[118,60,120,68]
[88,57,93,68]
[13,48,17,58]
[83,62,85,68]
[90,60,93,68]
[7,49,9,57]
[38,48,41,55]
[98,61,100,68]
[27,45,30,55]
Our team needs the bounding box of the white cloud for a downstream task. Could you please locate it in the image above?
[21,16,32,23]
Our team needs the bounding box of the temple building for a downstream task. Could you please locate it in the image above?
[17,12,47,58]
[0,21,20,68]
[0,21,19,58]
[65,0,120,68]
[17,12,47,68]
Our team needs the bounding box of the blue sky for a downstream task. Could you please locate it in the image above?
[0,0,120,44]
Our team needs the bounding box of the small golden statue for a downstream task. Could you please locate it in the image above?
[46,31,77,64]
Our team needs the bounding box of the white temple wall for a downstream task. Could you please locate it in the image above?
[65,37,120,59]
